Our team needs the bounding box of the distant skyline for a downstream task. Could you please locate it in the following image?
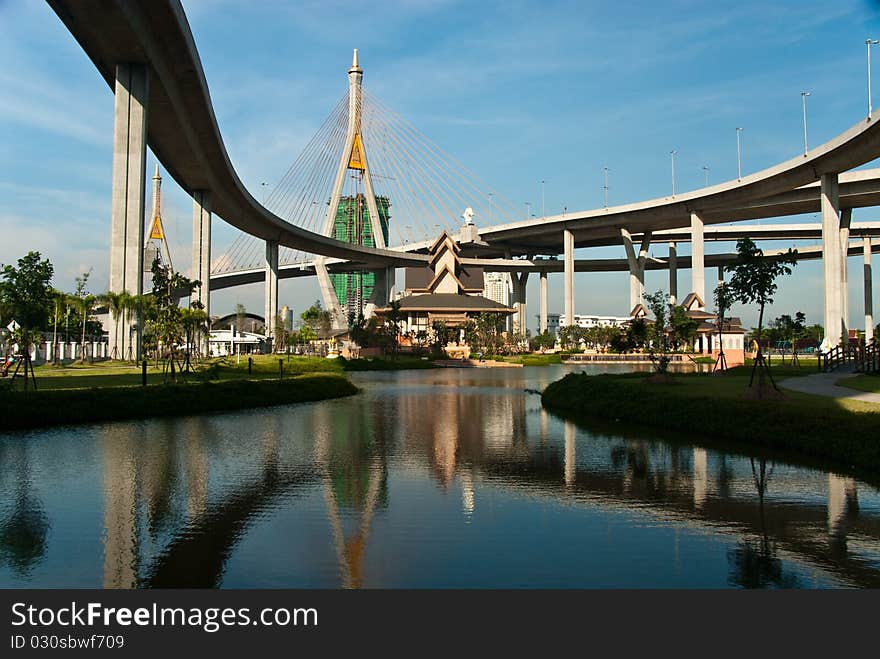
[2,0,880,330]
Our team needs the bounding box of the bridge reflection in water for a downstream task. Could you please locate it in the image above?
[0,367,878,588]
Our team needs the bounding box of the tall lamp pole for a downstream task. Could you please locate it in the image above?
[488,192,494,224]
[670,150,677,196]
[736,127,743,181]
[603,167,609,208]
[801,91,811,155]
[541,180,546,219]
[702,165,710,187]
[525,201,531,220]
[868,39,879,117]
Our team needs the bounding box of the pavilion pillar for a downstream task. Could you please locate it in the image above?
[563,229,575,326]
[690,211,705,309]
[192,190,212,354]
[109,63,149,361]
[539,270,548,333]
[866,237,874,344]
[668,242,678,304]
[821,173,842,346]
[264,240,279,345]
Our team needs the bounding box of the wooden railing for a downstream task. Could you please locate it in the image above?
[859,338,879,374]
[819,339,879,373]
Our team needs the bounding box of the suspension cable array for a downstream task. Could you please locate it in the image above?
[212,86,521,275]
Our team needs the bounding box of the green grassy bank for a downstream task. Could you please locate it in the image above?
[837,373,880,394]
[541,371,880,473]
[0,373,358,431]
[17,354,437,391]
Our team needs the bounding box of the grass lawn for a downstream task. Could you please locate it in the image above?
[0,373,358,431]
[541,369,880,474]
[836,373,880,394]
[15,354,436,391]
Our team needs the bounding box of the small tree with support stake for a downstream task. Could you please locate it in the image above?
[712,280,735,373]
[725,238,797,394]
[0,252,54,391]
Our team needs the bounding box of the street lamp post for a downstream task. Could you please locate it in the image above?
[525,201,531,220]
[702,165,710,187]
[541,180,545,219]
[801,91,811,155]
[736,127,743,181]
[868,39,879,116]
[260,181,268,205]
[488,192,494,224]
[670,150,677,196]
[603,167,609,208]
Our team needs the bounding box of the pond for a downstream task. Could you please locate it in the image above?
[1,364,878,588]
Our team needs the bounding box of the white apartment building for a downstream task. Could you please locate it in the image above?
[558,314,631,329]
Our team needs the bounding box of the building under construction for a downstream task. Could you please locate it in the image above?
[329,194,390,320]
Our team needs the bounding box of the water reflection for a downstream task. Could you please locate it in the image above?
[0,365,879,588]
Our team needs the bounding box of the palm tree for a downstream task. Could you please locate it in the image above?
[98,291,125,360]
[50,289,68,364]
[76,293,96,362]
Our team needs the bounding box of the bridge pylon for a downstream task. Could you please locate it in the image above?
[317,50,390,329]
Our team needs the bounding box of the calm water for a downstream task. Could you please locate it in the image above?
[1,364,878,589]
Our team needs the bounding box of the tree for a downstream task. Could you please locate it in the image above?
[557,325,581,351]
[725,238,797,391]
[73,270,96,362]
[383,299,404,358]
[712,281,736,373]
[300,300,332,338]
[644,291,672,374]
[769,312,807,366]
[98,291,127,360]
[234,303,247,333]
[532,330,556,352]
[0,252,54,389]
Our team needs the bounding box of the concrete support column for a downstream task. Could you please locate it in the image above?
[621,229,651,312]
[840,208,852,341]
[668,242,678,304]
[108,63,149,361]
[866,237,874,344]
[563,229,575,326]
[264,240,279,344]
[539,271,548,333]
[192,190,212,354]
[690,211,705,309]
[512,273,529,336]
[821,173,842,345]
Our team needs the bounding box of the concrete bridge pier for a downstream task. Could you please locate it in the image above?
[539,271,548,333]
[108,63,149,360]
[192,190,211,354]
[512,272,529,336]
[866,237,874,343]
[622,229,651,311]
[264,240,279,343]
[668,242,678,304]
[690,211,705,309]
[563,229,574,325]
[821,173,843,345]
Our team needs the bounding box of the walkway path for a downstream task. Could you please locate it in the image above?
[779,369,880,404]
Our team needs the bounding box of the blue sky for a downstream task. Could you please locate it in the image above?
[2,0,880,330]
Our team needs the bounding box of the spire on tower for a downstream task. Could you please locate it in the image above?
[350,48,362,74]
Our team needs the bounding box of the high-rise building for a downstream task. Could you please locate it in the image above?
[483,272,510,307]
[329,194,391,320]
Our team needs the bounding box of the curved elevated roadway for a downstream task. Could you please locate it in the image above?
[47,0,428,269]
[49,0,880,273]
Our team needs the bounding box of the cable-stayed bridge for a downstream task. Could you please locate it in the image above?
[48,0,880,358]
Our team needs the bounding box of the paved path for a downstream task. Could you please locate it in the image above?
[779,369,880,404]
